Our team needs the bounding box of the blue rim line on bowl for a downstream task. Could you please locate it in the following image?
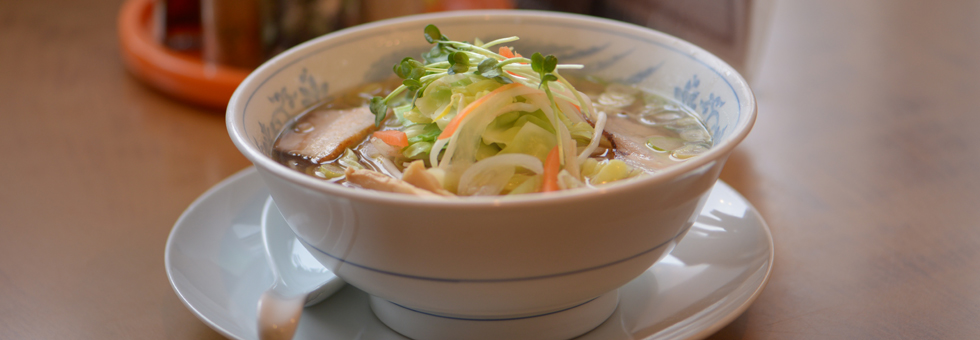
[295,222,692,282]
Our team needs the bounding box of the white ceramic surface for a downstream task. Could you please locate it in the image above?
[256,198,347,339]
[165,167,773,340]
[226,11,757,334]
[369,289,620,340]
[261,197,346,307]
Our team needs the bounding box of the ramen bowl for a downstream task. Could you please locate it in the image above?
[227,10,755,340]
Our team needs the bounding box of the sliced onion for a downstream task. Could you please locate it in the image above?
[368,136,401,158]
[430,138,449,168]
[556,169,585,190]
[375,156,403,179]
[559,120,580,179]
[577,111,607,164]
[575,90,597,120]
[457,154,544,196]
[496,102,537,115]
[360,142,403,179]
[556,98,585,123]
[440,85,540,171]
[521,93,576,178]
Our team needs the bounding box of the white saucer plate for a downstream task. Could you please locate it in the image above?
[165,167,773,340]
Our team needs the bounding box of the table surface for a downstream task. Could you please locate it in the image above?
[3,0,979,339]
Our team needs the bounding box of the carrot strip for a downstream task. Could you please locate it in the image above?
[499,47,525,76]
[438,83,523,140]
[541,146,561,192]
[373,130,409,148]
[499,46,514,58]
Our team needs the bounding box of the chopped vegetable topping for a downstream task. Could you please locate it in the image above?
[273,25,711,196]
[359,25,614,195]
[439,83,523,140]
[541,146,561,192]
[373,130,409,148]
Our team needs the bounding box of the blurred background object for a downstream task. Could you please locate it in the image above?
[119,0,251,109]
[119,0,773,108]
[200,0,265,69]
[518,0,775,83]
[263,0,358,58]
[154,0,202,51]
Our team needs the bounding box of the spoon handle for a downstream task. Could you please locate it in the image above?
[257,283,305,340]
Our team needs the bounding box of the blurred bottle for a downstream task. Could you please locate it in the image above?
[200,0,265,68]
[195,0,352,69]
[262,0,359,58]
[360,0,512,22]
[153,0,203,51]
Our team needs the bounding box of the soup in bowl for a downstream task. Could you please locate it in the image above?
[227,10,755,340]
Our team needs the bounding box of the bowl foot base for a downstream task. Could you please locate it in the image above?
[369,290,619,340]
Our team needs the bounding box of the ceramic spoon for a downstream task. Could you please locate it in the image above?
[257,197,346,340]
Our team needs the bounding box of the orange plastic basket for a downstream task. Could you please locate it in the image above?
[118,0,250,109]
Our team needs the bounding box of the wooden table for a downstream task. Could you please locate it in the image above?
[2,0,979,338]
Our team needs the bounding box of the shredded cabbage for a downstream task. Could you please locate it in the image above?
[358,25,665,196]
[439,85,540,172]
[457,154,544,196]
[506,174,541,195]
[497,122,555,163]
[577,111,607,163]
[587,159,635,185]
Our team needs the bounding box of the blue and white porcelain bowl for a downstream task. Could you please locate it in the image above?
[227,10,756,340]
